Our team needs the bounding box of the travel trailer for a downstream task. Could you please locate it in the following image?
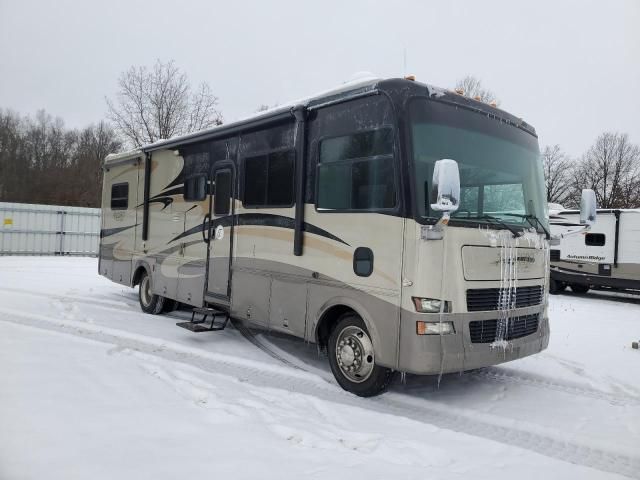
[549,208,640,294]
[99,77,594,396]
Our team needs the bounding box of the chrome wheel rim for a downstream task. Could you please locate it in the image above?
[140,275,152,307]
[335,325,375,383]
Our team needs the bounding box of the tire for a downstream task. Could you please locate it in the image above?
[138,271,165,314]
[549,278,566,294]
[327,313,394,397]
[570,283,590,294]
[162,298,179,313]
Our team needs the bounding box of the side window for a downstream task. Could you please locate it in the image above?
[243,150,295,208]
[585,233,605,246]
[316,129,396,211]
[184,174,207,201]
[213,170,232,216]
[111,183,129,210]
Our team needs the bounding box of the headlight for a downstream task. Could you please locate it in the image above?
[416,321,455,335]
[412,297,451,313]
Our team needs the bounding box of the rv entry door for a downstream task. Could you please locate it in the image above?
[204,164,235,304]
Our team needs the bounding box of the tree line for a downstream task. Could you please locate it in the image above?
[0,60,222,208]
[0,110,121,207]
[0,68,638,209]
[543,134,640,209]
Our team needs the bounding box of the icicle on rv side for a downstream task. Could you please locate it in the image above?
[98,77,596,397]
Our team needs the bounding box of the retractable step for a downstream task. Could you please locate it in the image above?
[176,306,230,333]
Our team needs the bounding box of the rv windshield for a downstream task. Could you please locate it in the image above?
[410,98,548,231]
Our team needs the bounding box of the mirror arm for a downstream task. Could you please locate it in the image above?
[552,223,592,241]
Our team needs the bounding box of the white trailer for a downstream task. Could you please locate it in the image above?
[549,208,640,293]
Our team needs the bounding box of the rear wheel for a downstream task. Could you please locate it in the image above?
[549,278,566,294]
[327,313,393,397]
[570,283,590,294]
[138,271,165,314]
[162,298,179,313]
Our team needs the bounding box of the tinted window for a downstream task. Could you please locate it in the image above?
[410,98,546,230]
[184,174,207,201]
[214,170,232,215]
[320,129,393,163]
[585,233,605,246]
[243,150,295,207]
[111,183,129,210]
[317,129,396,211]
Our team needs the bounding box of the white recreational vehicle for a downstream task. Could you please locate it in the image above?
[99,77,594,396]
[549,208,640,294]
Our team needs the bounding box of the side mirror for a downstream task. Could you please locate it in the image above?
[579,189,597,226]
[431,159,460,214]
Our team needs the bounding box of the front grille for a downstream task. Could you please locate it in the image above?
[469,314,539,343]
[550,249,560,261]
[466,286,543,312]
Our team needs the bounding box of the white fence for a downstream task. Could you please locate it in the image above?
[0,202,101,257]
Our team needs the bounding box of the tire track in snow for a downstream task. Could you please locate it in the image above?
[1,287,139,312]
[8,285,639,408]
[469,367,640,406]
[253,328,640,408]
[1,287,195,323]
[231,320,307,372]
[1,308,639,479]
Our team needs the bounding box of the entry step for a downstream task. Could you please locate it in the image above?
[176,306,230,333]
[176,321,226,332]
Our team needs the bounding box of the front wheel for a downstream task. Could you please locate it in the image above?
[138,271,165,314]
[570,283,590,294]
[327,313,393,397]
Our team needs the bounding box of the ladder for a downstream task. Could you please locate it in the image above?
[176,306,230,333]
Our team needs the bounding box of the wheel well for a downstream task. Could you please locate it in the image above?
[316,305,356,349]
[132,265,148,287]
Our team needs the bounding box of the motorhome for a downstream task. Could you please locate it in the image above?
[549,208,640,294]
[100,77,589,396]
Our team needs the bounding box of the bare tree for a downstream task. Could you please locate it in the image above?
[106,60,223,148]
[454,75,499,105]
[572,132,640,209]
[73,122,122,206]
[0,109,121,207]
[542,144,573,205]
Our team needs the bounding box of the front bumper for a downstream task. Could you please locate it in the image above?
[397,305,549,375]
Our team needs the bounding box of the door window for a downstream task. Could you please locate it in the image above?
[213,170,232,216]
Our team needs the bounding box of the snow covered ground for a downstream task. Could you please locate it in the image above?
[1,257,639,480]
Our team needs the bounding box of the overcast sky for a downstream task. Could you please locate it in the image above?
[1,0,638,156]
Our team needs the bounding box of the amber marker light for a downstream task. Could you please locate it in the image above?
[416,321,455,335]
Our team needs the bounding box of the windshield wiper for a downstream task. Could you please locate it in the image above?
[475,214,521,238]
[503,213,551,239]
